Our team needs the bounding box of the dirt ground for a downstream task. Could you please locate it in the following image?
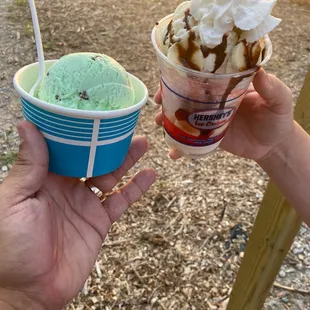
[1,0,310,309]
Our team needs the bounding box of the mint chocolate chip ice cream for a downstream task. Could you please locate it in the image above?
[37,53,134,111]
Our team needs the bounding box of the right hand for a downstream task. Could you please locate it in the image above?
[154,69,295,162]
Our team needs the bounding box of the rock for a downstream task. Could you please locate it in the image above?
[182,287,193,299]
[298,254,305,261]
[151,297,158,305]
[279,270,286,278]
[1,166,8,172]
[257,179,264,186]
[90,296,98,304]
[300,226,308,235]
[277,291,287,298]
[281,296,289,304]
[293,247,304,255]
[286,268,296,274]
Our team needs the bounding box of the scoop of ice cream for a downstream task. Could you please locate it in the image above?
[159,0,281,74]
[37,53,134,111]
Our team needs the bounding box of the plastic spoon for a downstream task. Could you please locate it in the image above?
[29,0,45,96]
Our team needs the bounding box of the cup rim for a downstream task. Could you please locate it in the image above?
[13,60,148,119]
[151,14,273,79]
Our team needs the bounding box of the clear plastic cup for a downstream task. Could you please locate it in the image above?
[152,14,272,158]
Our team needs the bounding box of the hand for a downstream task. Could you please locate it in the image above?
[0,121,156,310]
[154,69,295,162]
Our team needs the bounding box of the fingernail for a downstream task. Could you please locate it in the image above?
[259,68,266,77]
[262,69,272,86]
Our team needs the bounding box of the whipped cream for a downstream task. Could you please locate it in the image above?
[159,0,278,73]
[189,0,281,48]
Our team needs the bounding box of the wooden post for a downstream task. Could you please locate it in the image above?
[227,69,310,310]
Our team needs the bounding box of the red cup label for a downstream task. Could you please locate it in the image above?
[163,107,236,147]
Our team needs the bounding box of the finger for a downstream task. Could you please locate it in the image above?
[3,121,49,205]
[253,69,293,114]
[102,168,156,223]
[89,136,149,193]
[168,149,183,160]
[155,111,163,126]
[154,89,162,105]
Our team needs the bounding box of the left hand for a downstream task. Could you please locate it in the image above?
[0,121,156,310]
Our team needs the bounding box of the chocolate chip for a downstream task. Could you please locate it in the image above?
[47,72,50,76]
[79,91,89,100]
[91,55,101,61]
[55,95,60,100]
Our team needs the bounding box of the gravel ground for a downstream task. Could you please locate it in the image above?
[0,0,310,309]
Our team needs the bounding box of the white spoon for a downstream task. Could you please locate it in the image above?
[29,0,45,96]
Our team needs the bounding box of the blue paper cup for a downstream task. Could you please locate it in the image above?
[13,60,148,178]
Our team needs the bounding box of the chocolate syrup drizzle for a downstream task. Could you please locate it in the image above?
[220,77,243,110]
[219,41,262,109]
[201,35,228,73]
[183,8,191,31]
[79,91,89,100]
[177,32,200,71]
[244,41,261,69]
[163,9,191,46]
[164,24,228,73]
[162,13,264,111]
[163,13,263,75]
[163,20,173,46]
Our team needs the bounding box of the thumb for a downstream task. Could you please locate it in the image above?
[253,68,293,115]
[3,121,49,204]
